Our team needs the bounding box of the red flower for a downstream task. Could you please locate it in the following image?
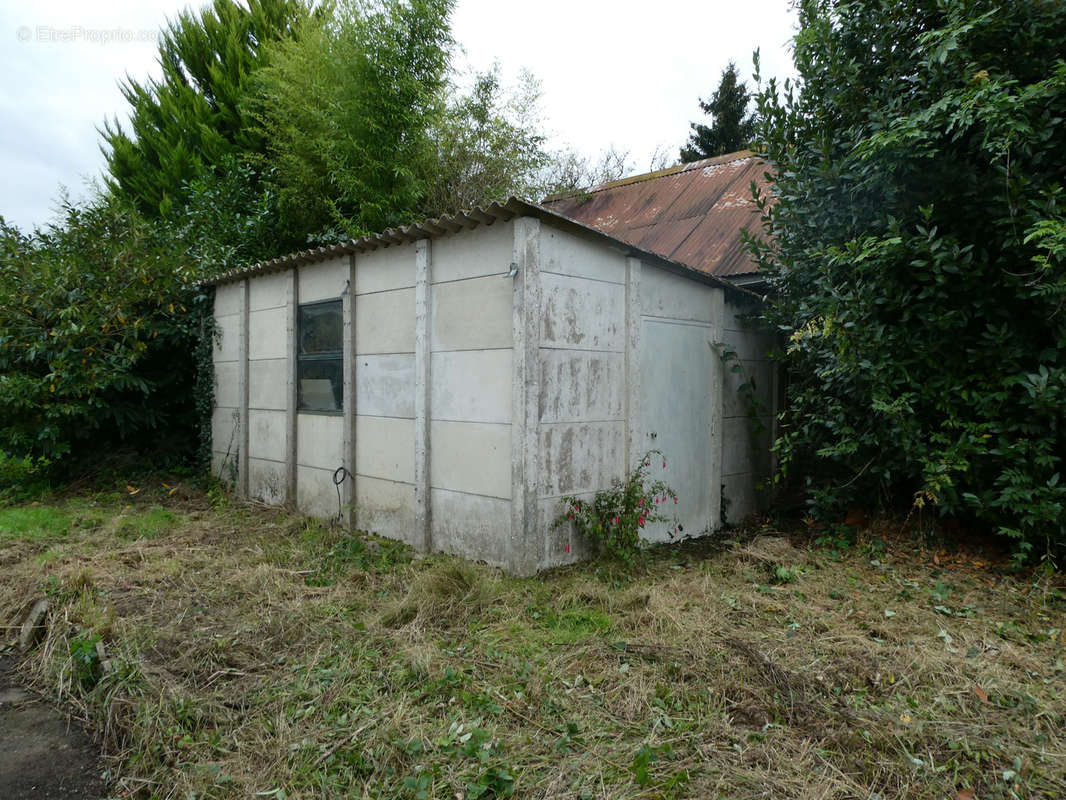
[663,460,667,468]
[673,496,678,503]
[565,544,571,554]
[638,516,645,527]
[613,517,620,525]
[567,513,574,520]
[637,498,643,507]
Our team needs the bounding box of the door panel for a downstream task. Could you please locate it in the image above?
[639,319,719,542]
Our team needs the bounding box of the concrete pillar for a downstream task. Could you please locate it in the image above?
[510,217,541,576]
[237,278,250,498]
[414,239,432,552]
[624,257,642,473]
[709,290,726,531]
[342,255,356,527]
[285,267,298,504]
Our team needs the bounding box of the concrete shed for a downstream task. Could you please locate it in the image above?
[209,198,775,574]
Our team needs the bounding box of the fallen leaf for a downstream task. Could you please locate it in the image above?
[126,485,140,495]
[956,789,976,800]
[974,686,988,703]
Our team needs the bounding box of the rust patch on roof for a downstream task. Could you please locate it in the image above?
[544,150,770,278]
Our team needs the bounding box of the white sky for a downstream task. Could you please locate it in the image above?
[0,0,797,233]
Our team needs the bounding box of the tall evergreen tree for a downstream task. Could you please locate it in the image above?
[680,62,755,161]
[100,0,307,217]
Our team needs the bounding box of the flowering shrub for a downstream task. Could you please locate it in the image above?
[553,450,679,566]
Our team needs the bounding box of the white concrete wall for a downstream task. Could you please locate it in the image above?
[350,245,417,542]
[720,294,777,523]
[428,221,515,567]
[211,282,243,484]
[246,270,290,505]
[535,226,629,566]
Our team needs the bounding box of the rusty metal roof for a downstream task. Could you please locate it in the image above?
[543,150,768,278]
[207,197,755,300]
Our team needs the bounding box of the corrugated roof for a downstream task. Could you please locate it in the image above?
[543,151,768,278]
[207,196,754,299]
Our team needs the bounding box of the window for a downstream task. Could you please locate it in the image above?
[297,299,343,412]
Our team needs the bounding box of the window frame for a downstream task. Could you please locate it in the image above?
[296,297,344,415]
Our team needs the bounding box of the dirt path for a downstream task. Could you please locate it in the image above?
[0,654,109,800]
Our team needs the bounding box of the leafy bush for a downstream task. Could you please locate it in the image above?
[751,0,1066,559]
[0,451,50,501]
[554,451,678,565]
[0,196,210,472]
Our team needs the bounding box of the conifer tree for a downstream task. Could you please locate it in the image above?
[101,0,306,217]
[680,62,755,161]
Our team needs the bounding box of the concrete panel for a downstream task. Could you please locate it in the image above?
[214,283,243,317]
[355,244,415,295]
[296,465,340,520]
[213,313,240,362]
[639,318,719,543]
[721,416,773,478]
[725,334,777,370]
[541,226,626,284]
[248,457,286,505]
[722,360,775,420]
[541,272,625,351]
[723,295,764,331]
[539,421,625,498]
[431,220,513,283]
[249,270,289,311]
[538,350,624,423]
[641,265,717,324]
[248,409,286,463]
[211,406,239,461]
[249,307,288,360]
[297,413,344,470]
[431,350,512,423]
[355,289,415,354]
[430,421,511,499]
[355,415,415,483]
[722,471,768,525]
[211,451,237,487]
[355,476,418,547]
[299,257,348,303]
[537,496,596,569]
[354,354,414,418]
[214,361,239,409]
[430,489,512,567]
[249,358,288,411]
[431,275,513,351]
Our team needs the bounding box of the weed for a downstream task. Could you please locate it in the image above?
[554,450,679,567]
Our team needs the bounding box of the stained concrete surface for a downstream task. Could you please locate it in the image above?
[0,654,108,799]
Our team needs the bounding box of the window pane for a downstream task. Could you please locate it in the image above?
[299,302,342,356]
[297,357,343,411]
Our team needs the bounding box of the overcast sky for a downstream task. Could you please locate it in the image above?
[0,0,797,233]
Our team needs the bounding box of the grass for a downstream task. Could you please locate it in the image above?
[1,485,1064,800]
[0,505,72,544]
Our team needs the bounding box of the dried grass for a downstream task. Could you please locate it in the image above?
[1,495,1064,800]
